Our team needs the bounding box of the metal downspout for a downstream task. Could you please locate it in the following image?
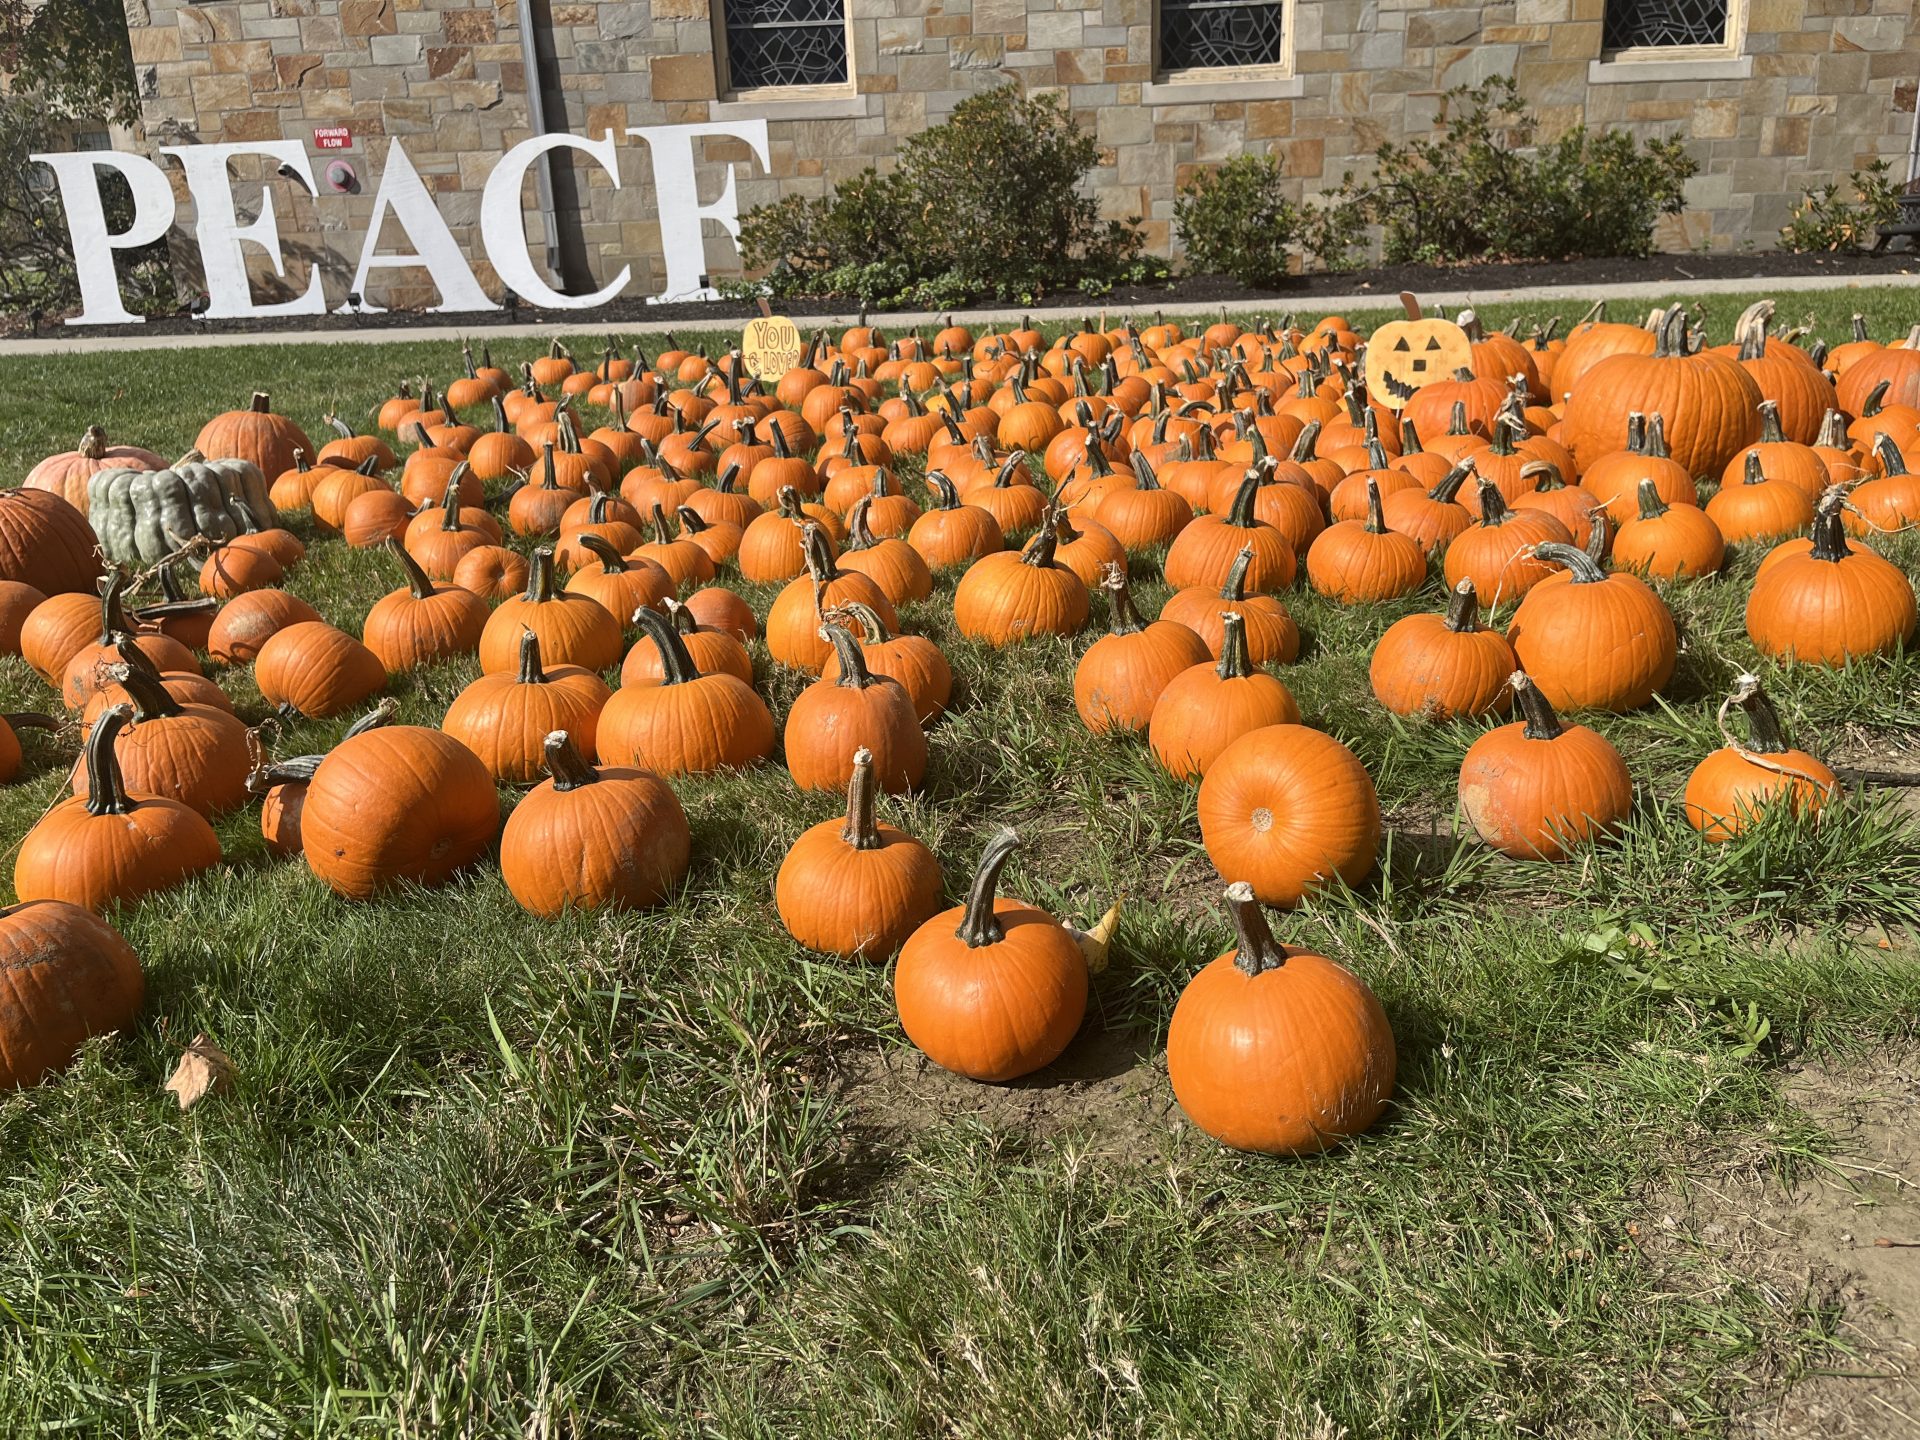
[514,0,565,289]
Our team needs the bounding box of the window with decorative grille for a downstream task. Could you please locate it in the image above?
[1602,0,1729,49]
[1159,0,1287,72]
[722,0,850,91]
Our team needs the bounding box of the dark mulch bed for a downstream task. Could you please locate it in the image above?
[18,249,1919,342]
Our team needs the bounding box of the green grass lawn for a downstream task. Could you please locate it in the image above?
[0,287,1916,1436]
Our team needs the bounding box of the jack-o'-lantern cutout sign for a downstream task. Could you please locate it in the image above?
[1363,294,1472,410]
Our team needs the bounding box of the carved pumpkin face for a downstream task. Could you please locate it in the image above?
[1364,319,1474,409]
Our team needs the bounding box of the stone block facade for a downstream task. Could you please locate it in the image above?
[122,0,1920,308]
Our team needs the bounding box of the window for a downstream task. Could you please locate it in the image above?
[721,0,849,93]
[1602,0,1729,49]
[1158,0,1286,72]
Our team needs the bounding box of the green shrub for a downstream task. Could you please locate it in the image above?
[1779,160,1902,252]
[737,85,1152,306]
[1172,153,1301,287]
[1318,77,1697,265]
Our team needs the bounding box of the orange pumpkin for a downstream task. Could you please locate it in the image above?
[1682,673,1836,842]
[1457,672,1631,862]
[1197,723,1380,906]
[1369,579,1516,719]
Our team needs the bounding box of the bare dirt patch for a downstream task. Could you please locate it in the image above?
[838,1024,1188,1165]
[1681,1052,1920,1438]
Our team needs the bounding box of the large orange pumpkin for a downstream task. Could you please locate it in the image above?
[1369,579,1516,719]
[1682,673,1836,842]
[1506,542,1676,713]
[1166,883,1395,1154]
[1197,723,1380,906]
[0,899,144,1089]
[1457,672,1631,861]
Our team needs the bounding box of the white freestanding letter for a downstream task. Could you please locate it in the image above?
[481,130,630,309]
[343,139,497,313]
[627,121,769,302]
[160,141,327,319]
[31,149,177,326]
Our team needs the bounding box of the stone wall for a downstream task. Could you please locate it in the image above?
[124,0,1920,308]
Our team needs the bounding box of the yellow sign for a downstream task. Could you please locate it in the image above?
[742,315,804,379]
[1363,317,1473,410]
[1359,318,1474,414]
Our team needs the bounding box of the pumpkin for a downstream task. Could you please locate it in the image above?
[965,452,1050,539]
[197,540,283,599]
[739,487,842,584]
[893,827,1087,1082]
[1442,478,1571,608]
[684,585,758,642]
[1046,508,1129,588]
[361,536,488,673]
[621,598,753,688]
[908,472,1004,571]
[452,544,531,602]
[498,731,691,918]
[56,568,200,711]
[194,392,313,482]
[311,457,391,535]
[1578,412,1699,522]
[1197,722,1380,906]
[565,534,673,622]
[1305,476,1426,604]
[444,629,612,784]
[1845,432,1920,537]
[1836,322,1920,418]
[1074,566,1212,734]
[767,525,900,672]
[1745,490,1917,665]
[508,452,577,538]
[469,395,537,485]
[597,607,775,776]
[246,701,396,857]
[479,547,622,676]
[1160,543,1299,665]
[80,634,230,725]
[1722,400,1832,502]
[341,486,416,550]
[269,450,325,513]
[15,705,221,912]
[953,523,1090,646]
[785,623,927,794]
[1510,459,1602,551]
[1704,452,1815,545]
[26,425,164,512]
[1167,883,1395,1154]
[1457,672,1632,861]
[1403,366,1508,443]
[775,745,943,961]
[405,469,501,579]
[71,662,250,817]
[0,580,46,657]
[316,414,397,474]
[1561,307,1763,478]
[0,899,144,1089]
[1682,672,1837,842]
[0,710,54,784]
[819,599,951,724]
[141,561,223,651]
[1148,612,1302,780]
[1163,469,1296,593]
[837,495,933,606]
[1093,453,1193,551]
[300,724,500,900]
[1380,457,1474,556]
[254,621,386,720]
[0,487,105,597]
[1370,579,1516,719]
[685,464,765,533]
[1506,542,1676,712]
[1609,479,1726,581]
[627,503,718,590]
[1552,302,1657,396]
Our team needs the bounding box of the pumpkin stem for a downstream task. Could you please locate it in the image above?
[1633,478,1669,522]
[1651,305,1689,358]
[925,471,963,510]
[249,392,272,415]
[954,826,1021,948]
[542,730,598,790]
[1362,476,1388,535]
[1399,416,1423,456]
[846,495,881,551]
[1534,540,1605,584]
[111,659,187,721]
[1870,431,1908,478]
[1860,379,1891,419]
[776,486,807,522]
[1430,458,1473,505]
[675,505,710,540]
[1224,468,1262,528]
[1643,413,1673,460]
[822,622,877,689]
[1224,882,1287,975]
[516,628,549,685]
[839,746,885,850]
[632,604,701,686]
[1216,611,1253,680]
[1815,409,1849,450]
[440,467,469,529]
[1129,451,1163,492]
[1756,400,1786,445]
[1216,545,1255,603]
[77,424,108,461]
[1807,489,1852,562]
[647,503,673,545]
[1102,565,1146,636]
[1442,578,1482,632]
[1623,412,1647,455]
[577,533,628,575]
[81,704,138,816]
[1021,522,1062,570]
[1725,673,1792,754]
[1511,671,1563,741]
[1,710,58,733]
[1474,477,1512,526]
[384,536,438,600]
[800,522,840,583]
[1287,420,1322,465]
[97,566,135,642]
[994,452,1030,490]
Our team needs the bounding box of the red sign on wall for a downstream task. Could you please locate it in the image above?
[313,127,352,150]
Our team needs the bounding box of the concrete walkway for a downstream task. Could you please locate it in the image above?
[3,269,1915,355]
